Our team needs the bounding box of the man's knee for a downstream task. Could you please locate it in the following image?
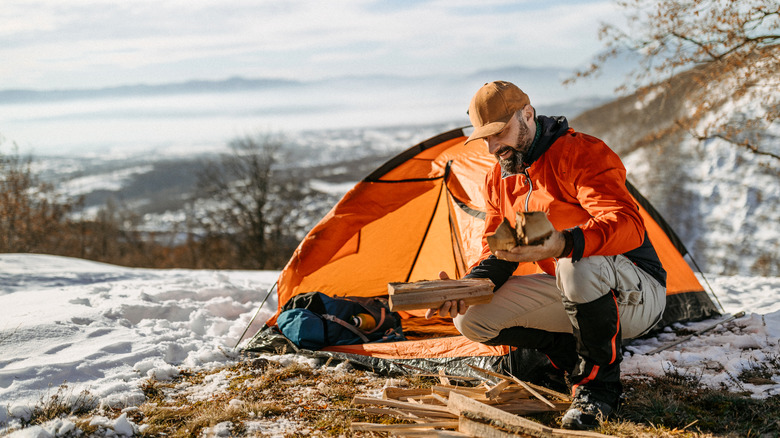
[556,256,612,304]
[453,311,495,343]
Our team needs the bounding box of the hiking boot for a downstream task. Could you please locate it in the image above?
[561,382,621,430]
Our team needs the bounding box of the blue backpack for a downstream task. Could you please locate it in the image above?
[277,291,404,350]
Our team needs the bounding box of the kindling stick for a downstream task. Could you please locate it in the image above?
[646,310,746,355]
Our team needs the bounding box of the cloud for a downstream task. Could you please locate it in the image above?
[0,0,621,89]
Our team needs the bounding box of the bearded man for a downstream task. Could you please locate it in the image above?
[426,81,667,430]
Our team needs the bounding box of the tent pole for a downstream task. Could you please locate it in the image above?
[233,280,278,349]
[687,255,725,313]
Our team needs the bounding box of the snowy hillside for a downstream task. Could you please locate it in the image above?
[572,69,779,277]
[1,254,779,436]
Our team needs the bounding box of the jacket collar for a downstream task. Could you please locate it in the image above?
[501,115,569,177]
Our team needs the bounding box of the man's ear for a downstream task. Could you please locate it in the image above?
[522,104,535,123]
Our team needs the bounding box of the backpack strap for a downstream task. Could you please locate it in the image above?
[321,314,370,343]
[365,308,386,335]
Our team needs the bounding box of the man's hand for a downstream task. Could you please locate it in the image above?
[424,271,469,319]
[494,229,566,263]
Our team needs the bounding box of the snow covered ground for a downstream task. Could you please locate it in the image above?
[0,254,778,436]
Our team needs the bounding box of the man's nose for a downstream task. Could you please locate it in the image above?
[486,136,501,155]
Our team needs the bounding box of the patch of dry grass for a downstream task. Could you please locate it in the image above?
[4,354,778,437]
[25,384,98,427]
[133,356,404,437]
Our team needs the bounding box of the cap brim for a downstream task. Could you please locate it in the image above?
[464,120,508,145]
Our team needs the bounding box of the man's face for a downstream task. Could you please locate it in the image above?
[484,112,533,174]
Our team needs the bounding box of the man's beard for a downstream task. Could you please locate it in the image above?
[496,120,532,174]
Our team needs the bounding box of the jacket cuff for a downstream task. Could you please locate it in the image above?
[558,229,574,258]
[570,227,585,262]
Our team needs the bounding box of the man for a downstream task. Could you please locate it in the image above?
[426,81,667,430]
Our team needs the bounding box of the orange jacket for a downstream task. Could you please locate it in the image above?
[468,116,665,287]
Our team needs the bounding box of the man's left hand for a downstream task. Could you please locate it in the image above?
[494,229,566,263]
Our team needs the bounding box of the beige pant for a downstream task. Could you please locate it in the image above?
[453,255,666,342]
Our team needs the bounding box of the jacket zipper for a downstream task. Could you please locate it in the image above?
[522,169,533,212]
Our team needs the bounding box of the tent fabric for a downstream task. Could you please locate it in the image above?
[250,127,719,366]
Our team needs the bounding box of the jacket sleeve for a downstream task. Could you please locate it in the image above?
[464,255,518,290]
[464,167,519,289]
[560,134,645,260]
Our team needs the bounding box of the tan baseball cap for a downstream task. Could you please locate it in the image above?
[465,81,530,145]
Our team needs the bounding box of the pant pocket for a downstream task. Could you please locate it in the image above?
[617,289,643,305]
[613,256,644,306]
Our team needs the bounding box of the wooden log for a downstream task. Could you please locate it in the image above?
[516,211,555,246]
[450,393,615,438]
[458,414,527,438]
[448,392,552,437]
[486,211,555,253]
[387,278,494,311]
[486,218,518,252]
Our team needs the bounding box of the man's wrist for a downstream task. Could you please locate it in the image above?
[558,229,574,258]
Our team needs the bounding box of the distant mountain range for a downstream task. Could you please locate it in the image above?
[0,62,622,105]
[0,77,302,103]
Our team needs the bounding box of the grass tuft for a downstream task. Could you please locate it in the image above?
[617,374,780,437]
[27,384,98,427]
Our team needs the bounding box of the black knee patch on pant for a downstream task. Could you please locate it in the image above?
[564,291,622,366]
[485,326,577,372]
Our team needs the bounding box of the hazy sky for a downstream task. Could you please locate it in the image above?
[1,0,625,90]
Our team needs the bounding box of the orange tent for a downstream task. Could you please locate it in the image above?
[244,127,720,374]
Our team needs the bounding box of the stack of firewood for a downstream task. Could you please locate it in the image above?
[351,365,614,437]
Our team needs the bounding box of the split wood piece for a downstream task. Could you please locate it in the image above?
[448,392,616,438]
[362,407,424,422]
[517,211,555,246]
[351,421,460,432]
[384,387,436,401]
[439,368,452,386]
[352,424,470,438]
[485,380,512,401]
[468,364,572,405]
[486,211,555,253]
[353,396,457,418]
[486,218,518,252]
[432,384,533,404]
[491,399,571,416]
[467,364,557,408]
[432,385,568,416]
[387,278,494,311]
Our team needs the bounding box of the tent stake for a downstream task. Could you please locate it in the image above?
[233,280,278,350]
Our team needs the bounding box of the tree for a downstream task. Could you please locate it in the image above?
[0,144,79,253]
[191,134,308,269]
[569,0,779,160]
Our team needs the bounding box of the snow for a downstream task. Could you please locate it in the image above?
[1,253,779,435]
[58,165,155,197]
[0,254,280,434]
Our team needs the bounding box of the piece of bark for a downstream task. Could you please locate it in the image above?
[387,278,494,311]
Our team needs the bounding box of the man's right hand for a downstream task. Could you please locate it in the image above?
[424,271,469,319]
